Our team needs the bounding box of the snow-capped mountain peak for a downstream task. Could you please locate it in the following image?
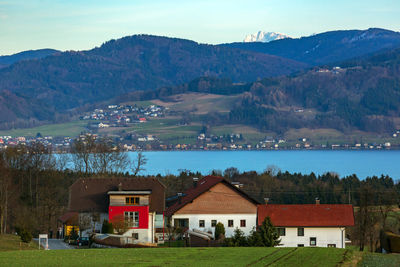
[243,31,290,43]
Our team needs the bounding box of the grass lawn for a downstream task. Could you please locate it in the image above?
[0,247,348,267]
[0,120,91,137]
[0,234,37,252]
[359,252,400,267]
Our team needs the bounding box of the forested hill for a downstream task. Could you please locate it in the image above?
[0,49,59,68]
[221,28,400,65]
[0,35,306,112]
[119,47,400,134]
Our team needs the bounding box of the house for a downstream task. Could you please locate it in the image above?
[63,177,165,243]
[257,203,354,248]
[165,176,259,237]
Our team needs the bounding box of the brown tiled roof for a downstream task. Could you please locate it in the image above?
[257,204,355,227]
[68,177,165,213]
[165,176,259,216]
[58,211,79,224]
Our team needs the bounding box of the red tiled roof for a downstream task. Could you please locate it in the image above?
[165,176,258,216]
[257,204,354,227]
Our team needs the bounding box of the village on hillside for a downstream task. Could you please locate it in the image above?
[1,102,399,152]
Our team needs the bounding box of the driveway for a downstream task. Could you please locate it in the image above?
[35,238,75,250]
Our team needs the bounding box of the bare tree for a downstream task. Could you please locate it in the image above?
[0,154,11,234]
[131,152,147,176]
[71,134,96,174]
[92,137,128,174]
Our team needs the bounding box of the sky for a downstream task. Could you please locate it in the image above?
[1,0,400,55]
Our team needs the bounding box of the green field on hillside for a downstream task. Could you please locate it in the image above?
[0,235,37,252]
[0,247,346,267]
[0,121,90,138]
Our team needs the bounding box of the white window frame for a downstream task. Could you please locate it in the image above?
[124,211,139,227]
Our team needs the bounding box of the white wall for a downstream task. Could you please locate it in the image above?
[123,212,155,243]
[277,227,346,248]
[171,214,257,237]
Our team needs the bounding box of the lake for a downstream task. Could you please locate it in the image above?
[130,150,400,179]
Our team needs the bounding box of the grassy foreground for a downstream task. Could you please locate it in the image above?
[0,247,347,267]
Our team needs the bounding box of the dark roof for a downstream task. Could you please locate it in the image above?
[58,212,79,224]
[165,176,259,216]
[68,177,165,213]
[257,204,355,227]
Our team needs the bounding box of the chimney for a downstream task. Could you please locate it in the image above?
[177,192,183,204]
[118,182,122,191]
[193,177,199,188]
[264,198,269,204]
[315,197,320,205]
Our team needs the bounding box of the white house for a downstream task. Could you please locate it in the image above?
[165,176,259,237]
[257,203,354,248]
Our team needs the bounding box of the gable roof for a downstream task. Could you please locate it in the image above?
[257,204,355,227]
[165,176,259,216]
[68,177,165,213]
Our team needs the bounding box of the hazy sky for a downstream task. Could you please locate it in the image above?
[1,0,400,55]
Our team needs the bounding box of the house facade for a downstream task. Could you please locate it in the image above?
[64,177,165,243]
[257,204,355,248]
[165,176,259,237]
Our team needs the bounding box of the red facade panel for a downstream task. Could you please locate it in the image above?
[108,206,149,229]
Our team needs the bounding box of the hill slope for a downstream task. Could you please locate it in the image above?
[119,47,400,134]
[0,49,59,67]
[0,35,306,112]
[223,28,400,65]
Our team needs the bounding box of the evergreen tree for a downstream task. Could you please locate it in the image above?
[258,217,280,247]
[215,222,225,240]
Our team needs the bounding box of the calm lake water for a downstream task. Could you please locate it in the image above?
[129,150,400,180]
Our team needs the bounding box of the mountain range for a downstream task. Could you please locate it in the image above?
[225,28,400,65]
[1,28,400,133]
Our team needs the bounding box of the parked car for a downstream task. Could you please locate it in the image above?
[77,237,89,246]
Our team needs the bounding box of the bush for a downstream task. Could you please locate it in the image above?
[225,228,247,247]
[101,219,114,234]
[19,229,32,243]
[215,222,225,240]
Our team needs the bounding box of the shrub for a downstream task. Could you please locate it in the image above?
[19,229,32,243]
[226,228,247,247]
[101,219,114,234]
[215,222,225,240]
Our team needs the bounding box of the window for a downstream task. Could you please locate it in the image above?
[297,227,304,236]
[228,220,234,227]
[327,244,336,248]
[124,211,139,227]
[125,197,140,205]
[211,220,217,227]
[297,244,304,247]
[310,237,317,246]
[240,220,246,227]
[174,218,189,228]
[277,228,286,236]
[199,220,205,228]
[132,233,139,239]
